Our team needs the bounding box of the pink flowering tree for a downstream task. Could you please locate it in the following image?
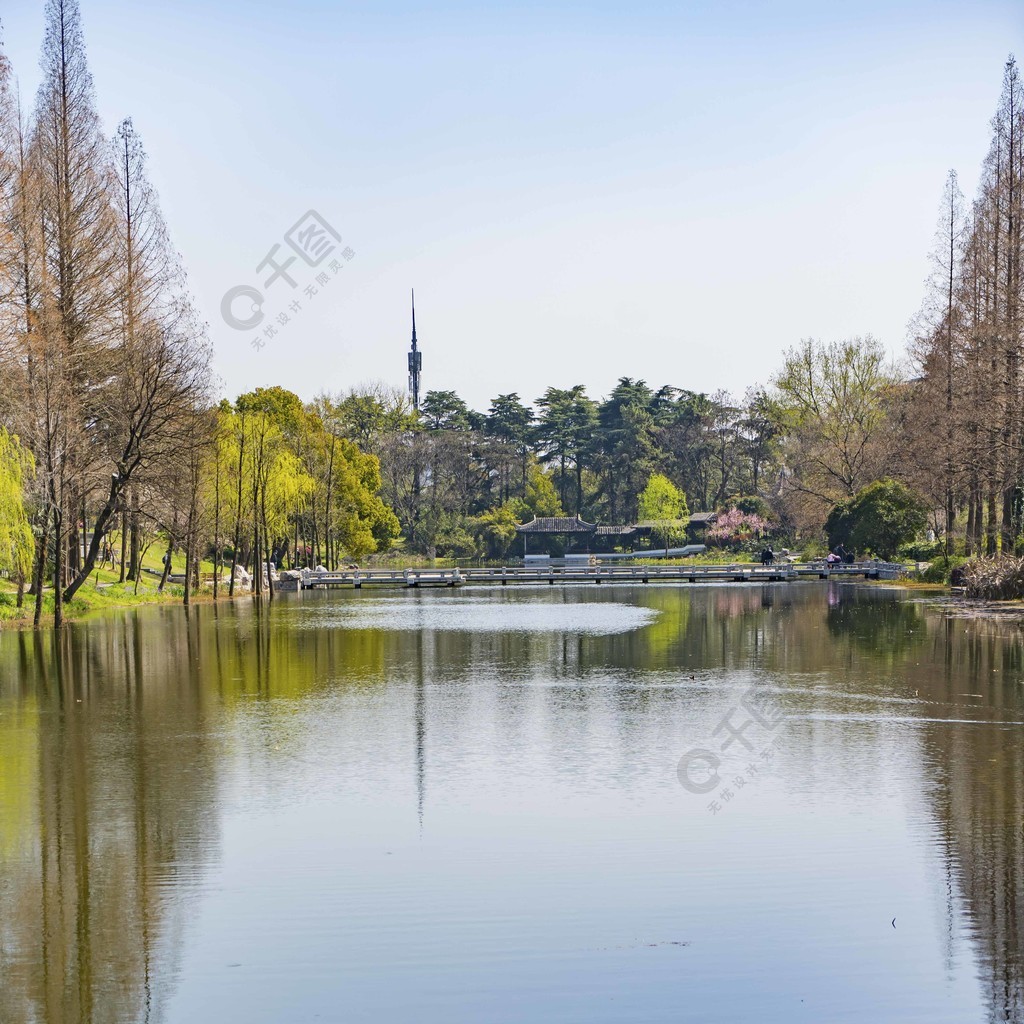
[707,507,770,550]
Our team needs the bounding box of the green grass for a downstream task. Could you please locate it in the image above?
[629,551,756,566]
[363,551,458,569]
[102,530,219,578]
[1,531,250,628]
[0,576,188,627]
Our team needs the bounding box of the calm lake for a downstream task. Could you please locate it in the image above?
[1,583,1022,1024]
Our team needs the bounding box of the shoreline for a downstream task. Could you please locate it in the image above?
[0,581,251,630]
[17,576,1019,633]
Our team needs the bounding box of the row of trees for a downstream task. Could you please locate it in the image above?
[906,57,1024,555]
[354,56,1024,563]
[337,380,781,558]
[0,0,213,625]
[286,348,923,561]
[213,388,399,600]
[1,4,1020,620]
[0,2,400,622]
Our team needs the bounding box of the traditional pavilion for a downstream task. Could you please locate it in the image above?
[515,516,597,556]
[595,525,637,551]
[515,516,639,556]
[517,513,712,555]
[685,511,717,539]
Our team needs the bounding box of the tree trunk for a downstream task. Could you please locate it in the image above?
[213,451,221,601]
[986,487,998,555]
[945,489,956,556]
[262,499,275,602]
[64,473,125,603]
[973,486,984,555]
[325,434,335,569]
[966,483,974,557]
[119,509,129,583]
[253,518,262,598]
[1002,485,1017,554]
[53,506,64,629]
[129,490,141,581]
[158,538,173,592]
[183,538,192,608]
[32,509,50,627]
[229,431,246,597]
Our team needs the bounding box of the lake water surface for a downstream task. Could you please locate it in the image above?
[1,583,1022,1023]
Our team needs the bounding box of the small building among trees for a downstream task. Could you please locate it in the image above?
[685,511,717,541]
[594,525,637,552]
[516,514,704,556]
[515,516,597,556]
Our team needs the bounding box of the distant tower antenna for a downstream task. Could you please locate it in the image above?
[408,289,422,411]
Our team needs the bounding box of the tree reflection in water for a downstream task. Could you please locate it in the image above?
[0,586,1021,1023]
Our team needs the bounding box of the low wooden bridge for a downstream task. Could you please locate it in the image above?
[288,560,904,591]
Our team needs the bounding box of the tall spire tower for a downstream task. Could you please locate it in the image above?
[408,289,422,411]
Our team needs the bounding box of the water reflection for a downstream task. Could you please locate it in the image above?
[902,613,1024,1024]
[0,617,221,1024]
[0,584,1021,1023]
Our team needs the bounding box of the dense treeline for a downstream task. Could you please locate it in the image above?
[0,1,400,622]
[326,57,1024,564]
[361,57,1024,565]
[905,57,1024,557]
[335,381,780,558]
[0,3,1022,623]
[0,0,218,625]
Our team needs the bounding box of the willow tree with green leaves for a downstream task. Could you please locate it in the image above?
[0,429,36,606]
[218,389,399,585]
[276,396,399,569]
[637,472,689,553]
[233,388,309,597]
[326,436,400,558]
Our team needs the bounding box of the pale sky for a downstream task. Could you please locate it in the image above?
[4,0,1024,411]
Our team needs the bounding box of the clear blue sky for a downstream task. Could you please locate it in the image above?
[4,0,1023,410]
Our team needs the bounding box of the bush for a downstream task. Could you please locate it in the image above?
[729,495,773,521]
[707,507,770,549]
[799,538,829,561]
[961,556,1024,599]
[825,479,928,559]
[900,540,944,562]
[919,556,965,584]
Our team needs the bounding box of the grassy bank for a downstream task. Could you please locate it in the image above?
[0,577,190,628]
[0,537,238,628]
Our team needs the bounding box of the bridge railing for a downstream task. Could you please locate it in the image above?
[462,563,793,578]
[796,560,906,578]
[294,561,909,587]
